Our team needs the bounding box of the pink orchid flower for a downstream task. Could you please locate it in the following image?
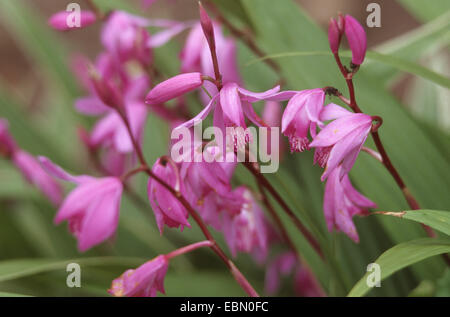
[222,187,270,261]
[48,10,96,31]
[323,166,376,242]
[174,82,295,149]
[180,146,240,230]
[12,151,63,206]
[1,119,63,205]
[309,104,373,181]
[102,11,190,65]
[148,158,190,234]
[109,255,169,297]
[39,157,123,251]
[281,88,326,153]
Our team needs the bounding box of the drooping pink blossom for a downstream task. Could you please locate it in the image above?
[222,187,270,261]
[148,158,190,234]
[109,255,169,297]
[309,104,372,181]
[323,166,376,242]
[175,82,295,149]
[180,146,240,230]
[145,73,204,105]
[48,10,96,31]
[39,157,123,251]
[101,11,189,65]
[344,15,367,66]
[1,119,62,205]
[101,11,153,65]
[12,151,63,206]
[281,88,325,152]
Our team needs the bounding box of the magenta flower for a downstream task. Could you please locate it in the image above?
[323,166,376,242]
[344,15,367,66]
[309,105,372,181]
[281,89,325,152]
[101,11,152,65]
[12,151,63,206]
[145,72,204,105]
[101,11,189,65]
[222,187,270,260]
[89,101,148,154]
[148,158,190,234]
[1,119,62,205]
[109,255,169,297]
[175,82,295,149]
[39,157,123,251]
[181,22,241,84]
[48,10,96,31]
[180,146,239,230]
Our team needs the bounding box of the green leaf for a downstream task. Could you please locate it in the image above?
[377,210,450,236]
[247,50,450,89]
[348,238,450,297]
[0,257,145,283]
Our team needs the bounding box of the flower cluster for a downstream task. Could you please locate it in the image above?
[0,2,385,298]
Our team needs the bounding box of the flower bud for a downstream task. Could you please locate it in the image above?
[344,15,367,66]
[48,10,96,31]
[145,72,203,105]
[198,2,215,50]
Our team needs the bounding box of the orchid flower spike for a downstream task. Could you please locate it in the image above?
[39,156,123,251]
[109,255,169,297]
[309,104,372,181]
[281,88,326,152]
[323,166,376,242]
[344,15,367,66]
[148,158,190,234]
[48,10,96,31]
